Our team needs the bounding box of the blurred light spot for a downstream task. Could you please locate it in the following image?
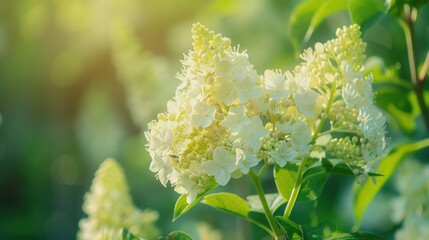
[50,49,83,87]
[51,155,80,185]
[21,4,48,39]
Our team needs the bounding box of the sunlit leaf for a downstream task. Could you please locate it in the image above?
[173,184,217,221]
[202,192,273,234]
[353,139,429,226]
[274,163,297,201]
[202,192,250,218]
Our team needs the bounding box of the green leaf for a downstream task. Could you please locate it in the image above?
[322,159,382,177]
[203,192,273,234]
[348,0,388,29]
[288,0,320,53]
[304,0,348,43]
[288,0,348,52]
[159,231,193,240]
[353,139,429,226]
[276,216,304,240]
[173,184,217,221]
[302,221,336,239]
[202,192,251,218]
[325,231,383,240]
[275,163,329,202]
[246,193,285,213]
[121,228,141,240]
[274,163,297,201]
[299,166,329,201]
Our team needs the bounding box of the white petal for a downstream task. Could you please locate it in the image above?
[201,160,220,176]
[291,120,312,155]
[222,106,250,132]
[215,168,232,186]
[190,101,216,127]
[294,87,320,119]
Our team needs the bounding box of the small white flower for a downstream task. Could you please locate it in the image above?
[342,76,373,107]
[174,175,199,203]
[263,70,289,101]
[294,87,320,119]
[270,141,298,167]
[235,148,260,174]
[222,106,250,132]
[148,152,173,187]
[201,148,236,186]
[190,101,216,127]
[291,120,312,155]
[239,116,270,152]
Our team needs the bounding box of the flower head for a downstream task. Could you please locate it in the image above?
[77,159,159,240]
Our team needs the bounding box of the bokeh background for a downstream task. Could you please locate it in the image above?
[1,0,428,239]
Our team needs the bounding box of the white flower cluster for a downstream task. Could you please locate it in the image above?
[145,23,386,202]
[78,158,159,240]
[392,160,429,240]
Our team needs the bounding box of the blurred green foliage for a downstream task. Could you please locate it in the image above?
[0,0,428,239]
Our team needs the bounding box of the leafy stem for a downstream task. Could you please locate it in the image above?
[399,4,429,133]
[248,170,285,239]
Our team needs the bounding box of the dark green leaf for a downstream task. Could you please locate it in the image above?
[325,231,383,240]
[348,0,388,30]
[353,139,429,226]
[275,163,329,202]
[173,184,217,221]
[302,221,336,239]
[322,159,382,177]
[289,0,348,52]
[288,0,321,53]
[276,216,303,240]
[121,228,141,240]
[159,231,193,240]
[299,166,329,201]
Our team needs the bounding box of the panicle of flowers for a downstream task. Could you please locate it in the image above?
[258,25,386,182]
[145,23,266,203]
[145,23,387,203]
[77,158,159,240]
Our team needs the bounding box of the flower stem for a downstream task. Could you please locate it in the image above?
[283,156,308,219]
[283,78,337,219]
[400,5,429,134]
[249,170,284,239]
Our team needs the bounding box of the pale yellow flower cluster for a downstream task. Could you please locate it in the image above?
[145,23,386,202]
[77,158,159,240]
